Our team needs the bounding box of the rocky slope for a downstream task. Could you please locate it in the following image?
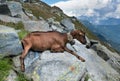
[0,1,120,81]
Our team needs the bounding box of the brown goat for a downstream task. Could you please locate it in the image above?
[20,30,87,72]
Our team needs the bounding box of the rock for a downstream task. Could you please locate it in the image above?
[23,8,37,20]
[0,0,6,3]
[60,18,75,32]
[5,70,17,81]
[24,0,40,3]
[0,15,21,23]
[25,51,86,81]
[92,43,120,74]
[0,3,11,15]
[23,20,52,32]
[13,51,40,71]
[7,1,23,17]
[73,39,120,81]
[0,25,22,56]
[46,18,64,32]
[0,1,23,17]
[86,39,99,49]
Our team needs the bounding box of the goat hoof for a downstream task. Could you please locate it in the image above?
[81,59,85,62]
[78,56,85,62]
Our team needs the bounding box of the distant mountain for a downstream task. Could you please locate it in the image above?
[79,16,120,25]
[80,19,120,52]
[98,18,120,25]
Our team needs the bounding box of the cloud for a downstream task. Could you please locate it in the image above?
[51,0,120,19]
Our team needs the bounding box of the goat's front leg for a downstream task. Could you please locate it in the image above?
[64,47,85,62]
[20,46,30,72]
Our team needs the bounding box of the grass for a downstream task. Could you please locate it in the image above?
[84,74,89,81]
[22,3,66,21]
[0,56,29,81]
[0,57,12,81]
[16,72,29,81]
[0,20,24,30]
[18,30,29,40]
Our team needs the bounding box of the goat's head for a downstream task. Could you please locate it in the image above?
[71,30,87,44]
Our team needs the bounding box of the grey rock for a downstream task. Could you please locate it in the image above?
[24,51,40,69]
[73,39,120,81]
[46,18,65,32]
[13,51,40,71]
[0,3,11,15]
[0,25,22,56]
[7,1,23,17]
[5,70,17,81]
[23,8,37,20]
[13,55,21,69]
[0,0,7,3]
[60,18,75,32]
[23,20,52,32]
[0,14,21,23]
[50,25,63,32]
[25,51,86,81]
[92,43,120,74]
[0,1,23,17]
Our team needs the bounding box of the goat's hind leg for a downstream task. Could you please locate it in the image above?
[64,47,85,62]
[20,41,31,72]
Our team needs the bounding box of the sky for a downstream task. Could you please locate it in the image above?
[42,0,120,21]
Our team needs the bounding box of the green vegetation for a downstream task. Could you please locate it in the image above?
[0,55,29,81]
[16,72,29,81]
[22,3,67,21]
[0,56,12,81]
[18,30,29,40]
[0,20,24,30]
[84,74,94,81]
[84,74,89,81]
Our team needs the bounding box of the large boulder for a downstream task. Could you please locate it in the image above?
[0,25,22,56]
[0,1,23,17]
[24,51,86,81]
[7,1,23,17]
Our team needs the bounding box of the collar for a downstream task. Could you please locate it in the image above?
[67,32,73,42]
